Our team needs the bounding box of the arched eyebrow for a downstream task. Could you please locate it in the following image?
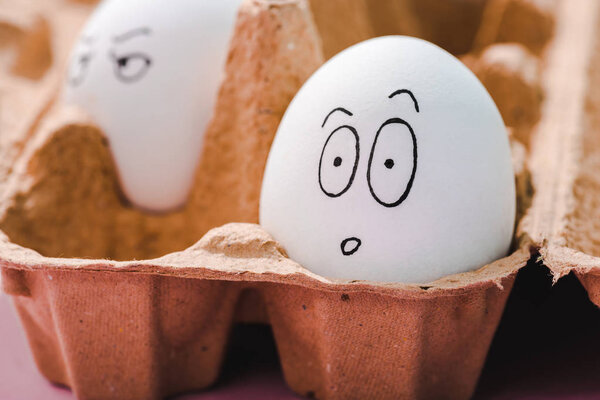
[389,89,420,113]
[322,107,353,128]
[113,27,152,43]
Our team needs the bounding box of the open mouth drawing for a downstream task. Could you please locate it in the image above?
[340,237,361,256]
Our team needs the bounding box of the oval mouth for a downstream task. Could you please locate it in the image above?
[340,237,361,256]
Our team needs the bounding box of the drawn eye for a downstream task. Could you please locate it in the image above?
[68,53,93,87]
[111,52,152,83]
[367,118,417,207]
[319,125,359,197]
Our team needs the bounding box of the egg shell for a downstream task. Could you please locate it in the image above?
[1,0,596,399]
[259,35,516,284]
[63,0,244,212]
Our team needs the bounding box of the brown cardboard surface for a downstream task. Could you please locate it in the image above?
[470,43,543,146]
[0,221,528,399]
[307,0,373,59]
[0,0,591,399]
[0,0,93,196]
[473,0,556,55]
[518,0,600,306]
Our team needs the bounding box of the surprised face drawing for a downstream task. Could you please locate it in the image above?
[64,0,242,212]
[260,36,516,284]
[318,91,419,257]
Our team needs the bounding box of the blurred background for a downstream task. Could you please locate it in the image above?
[2,0,600,399]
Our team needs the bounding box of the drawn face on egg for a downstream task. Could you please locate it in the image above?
[64,0,242,212]
[318,91,420,257]
[68,26,153,88]
[260,36,516,284]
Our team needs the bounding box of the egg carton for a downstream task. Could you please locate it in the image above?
[0,0,590,399]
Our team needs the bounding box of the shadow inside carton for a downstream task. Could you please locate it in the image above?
[219,324,284,386]
[475,260,600,399]
[49,382,72,393]
[173,324,298,400]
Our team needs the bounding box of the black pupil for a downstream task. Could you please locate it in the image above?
[384,159,395,169]
[333,157,342,167]
[118,57,129,67]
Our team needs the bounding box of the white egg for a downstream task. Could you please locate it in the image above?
[63,0,242,212]
[260,36,516,284]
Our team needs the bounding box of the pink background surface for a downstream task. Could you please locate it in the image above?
[2,264,600,400]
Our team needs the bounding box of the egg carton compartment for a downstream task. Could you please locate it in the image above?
[0,224,527,399]
[0,0,578,399]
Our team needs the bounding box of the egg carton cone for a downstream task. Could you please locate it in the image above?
[0,0,583,399]
[518,0,600,307]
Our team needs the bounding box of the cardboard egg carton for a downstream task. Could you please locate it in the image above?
[0,0,595,398]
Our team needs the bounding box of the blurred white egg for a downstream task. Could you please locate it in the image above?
[260,36,516,284]
[63,0,242,212]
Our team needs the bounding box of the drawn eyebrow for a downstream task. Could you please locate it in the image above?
[113,27,152,43]
[389,89,420,113]
[322,107,353,128]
